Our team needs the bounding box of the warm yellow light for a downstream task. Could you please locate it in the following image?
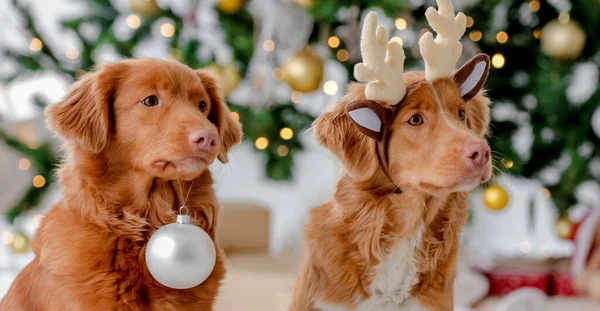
[328,36,340,48]
[272,67,286,81]
[280,127,294,140]
[519,240,532,253]
[491,54,505,69]
[533,29,541,39]
[33,175,46,188]
[160,23,175,37]
[263,40,275,52]
[541,188,551,199]
[18,158,31,171]
[336,49,349,62]
[529,0,540,12]
[466,16,474,28]
[29,38,42,52]
[126,14,141,29]
[504,160,514,169]
[231,112,240,121]
[558,12,570,24]
[2,232,13,244]
[323,80,338,96]
[28,140,40,149]
[394,18,407,30]
[291,91,302,104]
[277,145,289,157]
[390,36,403,46]
[66,47,80,60]
[496,31,508,44]
[255,137,269,150]
[469,30,482,42]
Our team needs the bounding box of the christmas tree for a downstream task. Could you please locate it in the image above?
[1,0,598,231]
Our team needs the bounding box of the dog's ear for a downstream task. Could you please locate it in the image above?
[45,63,124,153]
[346,100,392,141]
[196,70,242,163]
[452,53,490,102]
[313,97,381,181]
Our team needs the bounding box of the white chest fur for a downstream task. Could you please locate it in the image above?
[315,224,429,311]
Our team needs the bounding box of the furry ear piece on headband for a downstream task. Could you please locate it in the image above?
[452,53,490,101]
[346,100,393,141]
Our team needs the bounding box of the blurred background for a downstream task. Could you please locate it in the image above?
[0,0,599,310]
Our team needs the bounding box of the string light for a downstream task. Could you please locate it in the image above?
[502,159,514,169]
[328,36,340,48]
[491,54,505,69]
[231,112,240,121]
[277,145,289,157]
[28,140,40,149]
[263,40,275,52]
[469,30,482,42]
[280,127,294,140]
[2,232,13,244]
[336,49,349,62]
[272,68,286,81]
[529,0,540,12]
[255,137,269,150]
[541,188,551,199]
[496,31,508,44]
[33,175,46,188]
[466,16,474,28]
[394,18,407,30]
[323,80,338,96]
[291,91,302,104]
[519,240,532,253]
[160,23,175,37]
[390,37,403,46]
[18,158,31,171]
[29,38,42,52]
[558,12,570,24]
[126,14,141,29]
[533,29,541,39]
[66,47,80,60]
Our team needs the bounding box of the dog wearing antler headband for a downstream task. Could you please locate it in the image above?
[290,1,492,310]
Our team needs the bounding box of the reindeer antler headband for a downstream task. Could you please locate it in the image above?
[346,0,490,185]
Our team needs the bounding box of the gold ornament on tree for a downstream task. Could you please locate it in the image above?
[555,216,573,239]
[292,0,315,8]
[282,48,324,93]
[10,232,30,254]
[540,13,586,60]
[204,64,241,96]
[128,0,160,17]
[483,184,509,211]
[217,0,245,14]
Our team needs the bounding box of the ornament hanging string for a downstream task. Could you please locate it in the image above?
[175,174,196,216]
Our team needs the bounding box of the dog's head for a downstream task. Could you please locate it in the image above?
[46,58,242,180]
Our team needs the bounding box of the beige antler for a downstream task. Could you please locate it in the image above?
[354,12,406,105]
[419,0,467,81]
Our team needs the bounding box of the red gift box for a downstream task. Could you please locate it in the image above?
[484,266,550,296]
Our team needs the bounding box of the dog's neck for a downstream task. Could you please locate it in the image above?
[57,148,217,232]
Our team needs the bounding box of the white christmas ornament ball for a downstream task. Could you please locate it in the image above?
[145,214,216,289]
[592,107,600,138]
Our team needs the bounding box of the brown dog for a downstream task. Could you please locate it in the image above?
[290,5,492,311]
[0,58,242,310]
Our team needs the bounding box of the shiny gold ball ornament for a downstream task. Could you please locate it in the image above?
[217,0,245,14]
[292,0,315,8]
[10,232,30,254]
[540,18,586,60]
[282,48,324,93]
[203,64,241,96]
[483,184,509,211]
[555,216,573,239]
[128,0,160,17]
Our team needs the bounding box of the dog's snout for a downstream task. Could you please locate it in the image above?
[189,128,218,152]
[462,143,490,167]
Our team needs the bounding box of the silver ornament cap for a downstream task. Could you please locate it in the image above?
[145,211,216,289]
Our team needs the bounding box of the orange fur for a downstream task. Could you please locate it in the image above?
[0,59,242,311]
[291,71,491,311]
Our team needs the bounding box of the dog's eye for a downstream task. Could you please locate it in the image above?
[142,95,159,107]
[198,101,207,113]
[408,114,423,126]
[458,109,466,121]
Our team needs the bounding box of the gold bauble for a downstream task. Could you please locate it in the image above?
[292,0,315,8]
[540,19,586,60]
[10,233,30,254]
[204,64,241,96]
[217,0,245,14]
[282,48,324,93]
[483,184,509,211]
[555,217,573,239]
[128,0,160,17]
